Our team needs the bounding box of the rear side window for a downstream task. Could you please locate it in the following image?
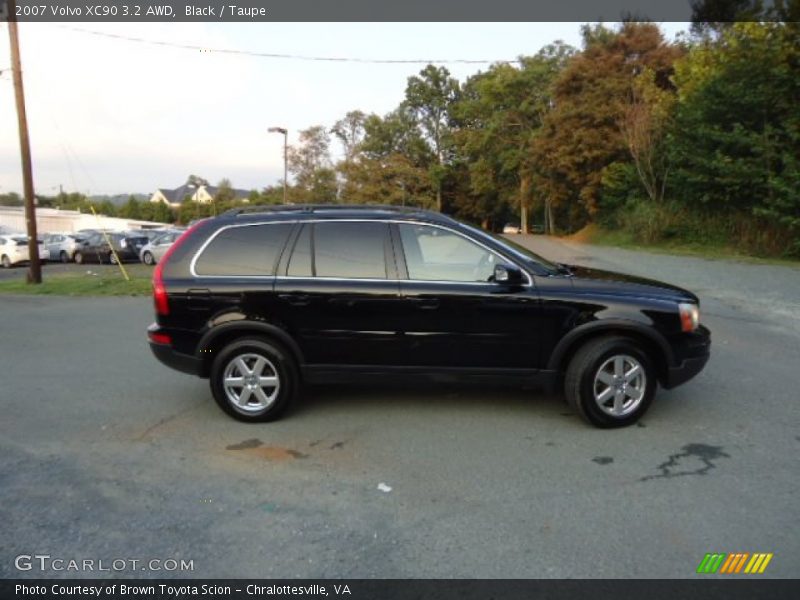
[313,222,389,279]
[194,223,292,276]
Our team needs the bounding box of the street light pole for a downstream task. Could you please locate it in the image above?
[268,127,288,204]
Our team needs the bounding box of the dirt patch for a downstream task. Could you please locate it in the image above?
[566,224,599,243]
[226,438,308,460]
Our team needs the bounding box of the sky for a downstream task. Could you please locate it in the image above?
[0,22,688,196]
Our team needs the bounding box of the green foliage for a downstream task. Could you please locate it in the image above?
[177,201,213,225]
[0,192,23,206]
[668,21,800,237]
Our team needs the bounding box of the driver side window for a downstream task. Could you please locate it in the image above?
[398,224,497,282]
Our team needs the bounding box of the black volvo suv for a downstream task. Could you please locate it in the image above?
[147,205,710,428]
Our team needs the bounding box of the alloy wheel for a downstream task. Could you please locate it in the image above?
[222,353,280,412]
[593,354,647,418]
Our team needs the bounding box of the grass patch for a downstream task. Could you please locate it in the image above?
[575,225,800,267]
[0,267,152,296]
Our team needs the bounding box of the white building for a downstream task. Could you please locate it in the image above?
[0,206,165,235]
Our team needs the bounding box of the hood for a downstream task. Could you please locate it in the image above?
[565,264,698,303]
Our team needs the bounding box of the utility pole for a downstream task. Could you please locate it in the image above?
[8,0,41,283]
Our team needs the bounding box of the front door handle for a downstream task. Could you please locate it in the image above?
[279,293,311,306]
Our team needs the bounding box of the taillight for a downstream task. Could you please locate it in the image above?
[679,302,700,332]
[152,222,203,317]
[148,331,172,345]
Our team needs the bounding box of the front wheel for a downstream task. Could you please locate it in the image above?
[210,338,299,422]
[60,250,69,263]
[108,253,118,265]
[1,255,10,268]
[564,336,656,428]
[142,251,154,265]
[74,251,84,265]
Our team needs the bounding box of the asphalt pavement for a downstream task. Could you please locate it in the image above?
[0,237,798,579]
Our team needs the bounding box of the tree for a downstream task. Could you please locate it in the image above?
[287,125,337,203]
[338,108,435,207]
[453,43,574,231]
[152,201,173,224]
[0,192,23,206]
[120,196,141,219]
[668,21,800,240]
[404,65,460,211]
[532,22,682,231]
[617,66,677,203]
[331,110,367,163]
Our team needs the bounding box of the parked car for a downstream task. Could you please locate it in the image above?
[73,231,150,264]
[136,229,170,241]
[0,235,47,268]
[502,223,521,234]
[140,230,182,265]
[43,232,86,263]
[147,205,710,428]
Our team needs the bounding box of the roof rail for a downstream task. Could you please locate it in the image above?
[222,204,432,217]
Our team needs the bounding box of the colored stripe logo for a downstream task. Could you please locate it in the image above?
[697,553,773,574]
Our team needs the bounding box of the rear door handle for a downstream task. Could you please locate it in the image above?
[410,298,440,310]
[279,293,311,306]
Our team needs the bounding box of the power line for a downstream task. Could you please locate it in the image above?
[59,25,519,65]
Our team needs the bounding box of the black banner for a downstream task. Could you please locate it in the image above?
[0,0,763,23]
[2,579,800,600]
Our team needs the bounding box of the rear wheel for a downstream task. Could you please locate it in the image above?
[1,255,10,268]
[564,336,656,428]
[142,251,154,265]
[210,338,299,422]
[108,253,118,265]
[60,250,69,263]
[74,251,84,265]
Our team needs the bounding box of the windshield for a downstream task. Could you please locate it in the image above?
[460,224,560,273]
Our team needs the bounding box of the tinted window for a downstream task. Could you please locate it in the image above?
[287,224,312,277]
[313,222,388,279]
[398,223,497,282]
[195,223,292,276]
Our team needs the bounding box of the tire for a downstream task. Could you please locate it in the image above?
[60,250,69,263]
[564,336,656,428]
[74,251,83,265]
[143,251,154,265]
[1,255,10,268]
[108,253,118,265]
[210,338,299,423]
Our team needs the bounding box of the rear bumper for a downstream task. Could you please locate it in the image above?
[147,324,201,376]
[663,325,711,389]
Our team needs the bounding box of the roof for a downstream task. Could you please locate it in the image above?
[219,204,456,226]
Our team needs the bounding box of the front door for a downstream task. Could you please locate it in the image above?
[394,223,540,369]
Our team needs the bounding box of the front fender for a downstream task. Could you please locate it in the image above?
[546,319,675,372]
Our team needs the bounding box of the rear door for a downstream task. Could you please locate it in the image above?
[272,220,404,366]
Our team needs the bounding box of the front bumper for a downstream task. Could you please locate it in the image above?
[148,324,201,376]
[663,325,711,389]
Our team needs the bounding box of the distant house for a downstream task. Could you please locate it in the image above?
[150,184,252,208]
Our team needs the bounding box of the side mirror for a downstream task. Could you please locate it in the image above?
[493,264,524,285]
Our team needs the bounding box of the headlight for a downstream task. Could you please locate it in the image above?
[679,302,700,332]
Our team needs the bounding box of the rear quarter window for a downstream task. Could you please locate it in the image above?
[194,223,293,276]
